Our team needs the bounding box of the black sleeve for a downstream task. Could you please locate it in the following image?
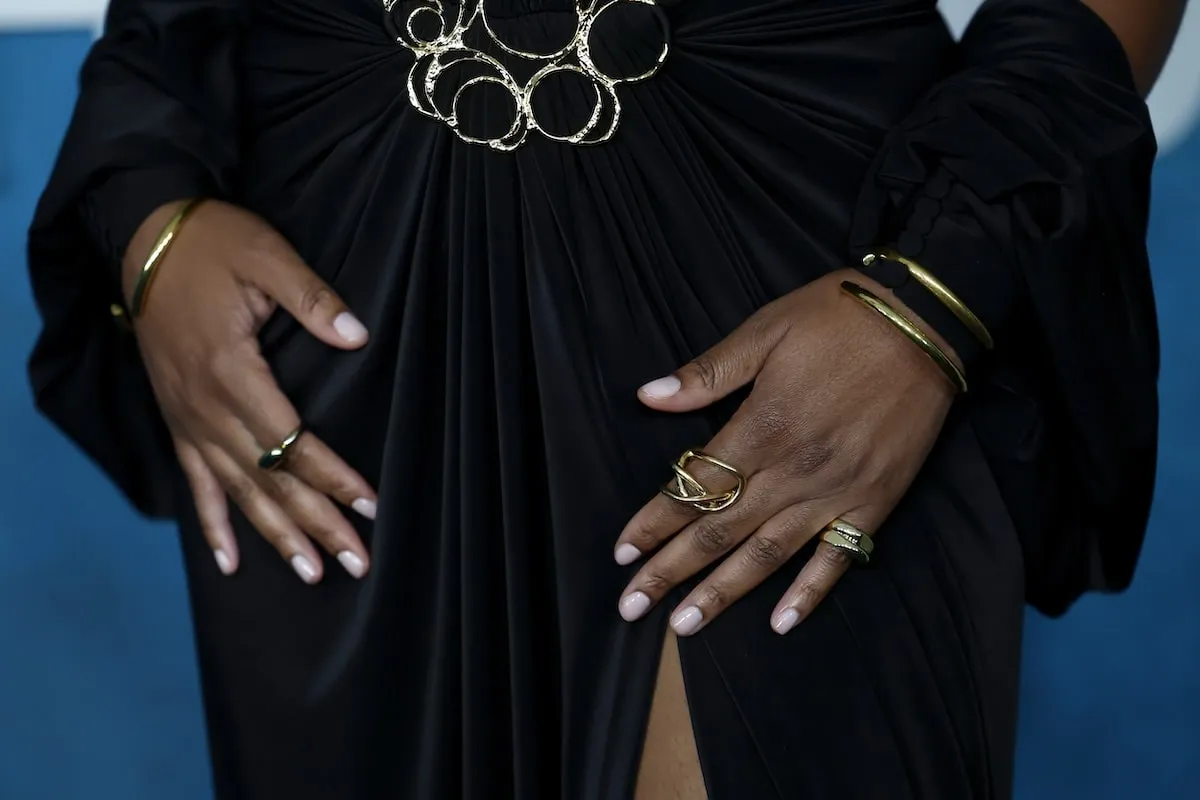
[26,0,247,518]
[851,0,1159,615]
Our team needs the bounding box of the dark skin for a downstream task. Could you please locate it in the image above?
[611,0,1187,637]
[123,0,1183,610]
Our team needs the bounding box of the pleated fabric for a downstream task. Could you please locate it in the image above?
[27,1,1158,797]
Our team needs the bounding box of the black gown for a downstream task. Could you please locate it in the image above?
[26,0,1159,798]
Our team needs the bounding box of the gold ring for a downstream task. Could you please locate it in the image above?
[660,449,745,513]
[257,426,304,472]
[820,519,875,564]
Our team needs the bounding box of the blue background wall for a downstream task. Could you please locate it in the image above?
[1,24,1198,800]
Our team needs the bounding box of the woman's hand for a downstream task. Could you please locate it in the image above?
[613,269,957,635]
[125,199,377,584]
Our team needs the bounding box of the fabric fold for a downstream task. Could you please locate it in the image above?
[27,0,247,517]
[850,0,1159,616]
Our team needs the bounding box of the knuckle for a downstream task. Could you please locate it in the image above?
[313,462,363,504]
[822,543,856,569]
[639,571,674,596]
[329,476,362,505]
[745,402,792,447]
[626,524,660,553]
[690,520,732,555]
[793,581,825,611]
[267,529,300,556]
[625,508,674,551]
[304,509,351,548]
[744,533,787,569]
[689,356,720,391]
[299,281,335,318]
[257,470,292,503]
[694,583,726,612]
[790,438,838,477]
[223,473,258,507]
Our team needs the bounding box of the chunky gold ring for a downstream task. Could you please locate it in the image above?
[257,426,304,472]
[660,449,746,513]
[820,519,875,564]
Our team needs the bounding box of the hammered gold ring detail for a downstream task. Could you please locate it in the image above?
[820,519,875,564]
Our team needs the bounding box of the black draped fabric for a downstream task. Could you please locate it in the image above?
[26,0,1158,798]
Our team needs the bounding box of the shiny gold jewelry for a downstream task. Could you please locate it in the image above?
[130,197,204,318]
[820,519,875,564]
[660,449,745,513]
[383,0,669,150]
[865,250,994,350]
[840,280,968,393]
[109,303,133,330]
[257,426,305,472]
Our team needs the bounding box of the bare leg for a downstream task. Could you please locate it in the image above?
[634,632,708,800]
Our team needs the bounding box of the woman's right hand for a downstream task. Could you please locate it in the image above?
[123,199,377,584]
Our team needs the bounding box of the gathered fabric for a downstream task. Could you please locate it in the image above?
[26,1,1157,796]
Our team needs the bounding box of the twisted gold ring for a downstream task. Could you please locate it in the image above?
[257,426,304,472]
[820,519,875,564]
[660,449,746,513]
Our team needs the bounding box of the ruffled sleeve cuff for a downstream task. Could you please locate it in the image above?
[849,0,1160,615]
[78,166,216,274]
[26,0,245,519]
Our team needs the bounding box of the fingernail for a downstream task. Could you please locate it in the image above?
[772,608,800,635]
[351,497,377,520]
[670,605,704,636]
[333,312,368,345]
[619,591,651,622]
[290,554,319,584]
[639,375,681,399]
[213,549,235,576]
[614,543,642,566]
[337,551,367,579]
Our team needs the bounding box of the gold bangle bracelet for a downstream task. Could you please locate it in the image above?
[130,197,205,318]
[840,280,968,393]
[872,249,994,350]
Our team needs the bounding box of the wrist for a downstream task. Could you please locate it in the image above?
[830,268,965,375]
[122,199,192,307]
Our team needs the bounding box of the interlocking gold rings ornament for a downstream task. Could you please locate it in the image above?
[660,450,746,513]
[383,0,670,150]
[820,519,875,564]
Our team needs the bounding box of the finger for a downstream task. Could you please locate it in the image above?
[175,436,238,576]
[250,248,368,350]
[209,407,371,578]
[614,395,776,566]
[254,461,372,579]
[637,302,789,412]
[200,441,326,585]
[614,442,757,568]
[214,354,378,519]
[663,502,828,636]
[617,472,777,624]
[771,507,881,635]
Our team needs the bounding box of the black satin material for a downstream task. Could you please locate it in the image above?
[26,0,1158,797]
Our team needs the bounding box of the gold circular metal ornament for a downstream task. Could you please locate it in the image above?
[660,449,746,513]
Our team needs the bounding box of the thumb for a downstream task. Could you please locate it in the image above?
[255,252,368,350]
[638,309,786,412]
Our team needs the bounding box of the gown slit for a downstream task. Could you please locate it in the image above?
[24,1,1160,798]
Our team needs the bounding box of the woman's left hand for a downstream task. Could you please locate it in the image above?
[613,268,958,636]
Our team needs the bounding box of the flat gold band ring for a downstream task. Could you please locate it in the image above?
[820,519,875,564]
[257,426,304,472]
[660,449,746,513]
